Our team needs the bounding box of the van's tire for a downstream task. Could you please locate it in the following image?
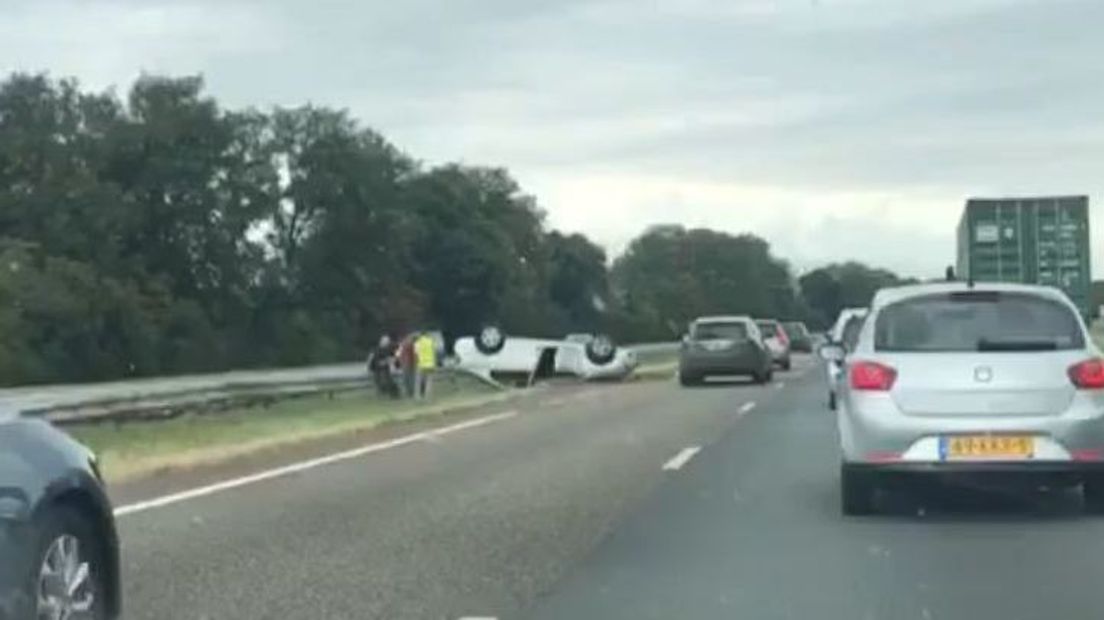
[474,325,506,355]
[584,334,617,365]
[841,464,875,516]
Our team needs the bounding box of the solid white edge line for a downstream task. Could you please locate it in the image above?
[739,401,756,415]
[662,445,702,471]
[114,410,518,518]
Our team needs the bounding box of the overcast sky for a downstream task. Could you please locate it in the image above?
[2,0,1102,278]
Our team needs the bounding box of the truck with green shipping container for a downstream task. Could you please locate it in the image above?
[956,196,1093,317]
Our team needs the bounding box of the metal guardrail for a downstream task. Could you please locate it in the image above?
[1,343,678,425]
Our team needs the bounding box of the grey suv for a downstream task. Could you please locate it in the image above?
[822,282,1104,515]
[679,316,773,386]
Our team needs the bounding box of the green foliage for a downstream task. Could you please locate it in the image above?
[611,225,801,340]
[798,262,913,329]
[0,72,909,385]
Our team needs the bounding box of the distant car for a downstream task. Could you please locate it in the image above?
[0,413,121,619]
[755,319,792,370]
[454,326,637,382]
[679,316,773,386]
[825,308,869,409]
[782,321,813,353]
[824,282,1104,516]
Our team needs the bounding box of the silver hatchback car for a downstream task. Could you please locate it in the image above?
[822,282,1104,515]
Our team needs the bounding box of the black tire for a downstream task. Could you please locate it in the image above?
[584,334,617,365]
[474,325,506,355]
[753,368,771,384]
[24,505,109,620]
[679,372,701,387]
[841,464,875,516]
[828,391,837,411]
[781,358,792,371]
[1084,476,1104,514]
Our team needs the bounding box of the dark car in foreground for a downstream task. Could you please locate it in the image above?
[1,414,120,620]
[679,316,773,385]
[782,321,813,353]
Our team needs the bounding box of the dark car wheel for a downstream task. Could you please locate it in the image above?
[752,369,770,384]
[679,372,701,387]
[828,391,837,410]
[28,505,108,620]
[1084,476,1104,514]
[841,465,875,516]
[780,358,791,371]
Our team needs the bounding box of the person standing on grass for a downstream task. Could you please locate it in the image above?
[368,335,399,398]
[397,333,419,398]
[414,331,438,399]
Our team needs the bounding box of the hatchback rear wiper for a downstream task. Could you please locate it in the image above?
[976,338,1058,352]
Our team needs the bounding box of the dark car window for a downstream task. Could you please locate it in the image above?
[875,292,1084,352]
[692,322,749,341]
[782,322,808,339]
[755,321,778,337]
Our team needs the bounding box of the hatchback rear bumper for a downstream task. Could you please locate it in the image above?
[849,461,1104,474]
[847,460,1104,487]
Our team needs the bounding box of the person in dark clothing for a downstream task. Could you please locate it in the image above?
[368,335,399,398]
[397,334,418,398]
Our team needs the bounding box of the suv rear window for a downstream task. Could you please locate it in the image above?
[692,322,749,341]
[875,292,1084,352]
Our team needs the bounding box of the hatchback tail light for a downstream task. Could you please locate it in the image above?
[1068,358,1104,390]
[850,361,897,391]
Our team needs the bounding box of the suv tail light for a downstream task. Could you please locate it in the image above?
[850,361,897,391]
[1069,359,1104,390]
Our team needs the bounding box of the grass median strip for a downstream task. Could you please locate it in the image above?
[70,373,505,483]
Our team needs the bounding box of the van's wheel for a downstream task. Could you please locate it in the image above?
[474,325,506,355]
[841,464,875,516]
[27,505,108,620]
[584,334,617,365]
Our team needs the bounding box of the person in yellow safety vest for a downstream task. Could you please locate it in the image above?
[414,331,438,399]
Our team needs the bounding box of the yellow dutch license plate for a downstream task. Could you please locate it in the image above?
[941,435,1035,460]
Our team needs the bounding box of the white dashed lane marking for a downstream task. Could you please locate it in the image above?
[662,446,702,471]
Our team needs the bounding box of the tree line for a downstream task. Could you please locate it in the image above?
[0,73,910,386]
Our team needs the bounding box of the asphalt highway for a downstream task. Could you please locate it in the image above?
[115,360,803,619]
[114,355,1104,619]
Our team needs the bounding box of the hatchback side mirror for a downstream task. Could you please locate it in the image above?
[818,343,846,363]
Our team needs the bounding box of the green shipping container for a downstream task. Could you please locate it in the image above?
[956,196,1093,317]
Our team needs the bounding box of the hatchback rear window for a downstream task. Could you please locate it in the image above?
[875,292,1084,352]
[693,322,749,341]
